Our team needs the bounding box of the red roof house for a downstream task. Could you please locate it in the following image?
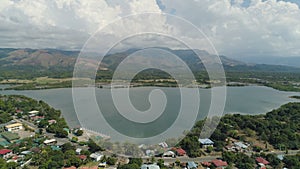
[201,161,211,167]
[63,166,76,169]
[0,149,12,155]
[80,166,98,169]
[212,159,228,168]
[176,148,186,156]
[256,157,269,165]
[78,155,87,160]
[0,149,13,159]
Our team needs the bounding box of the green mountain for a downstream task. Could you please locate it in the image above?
[0,48,299,80]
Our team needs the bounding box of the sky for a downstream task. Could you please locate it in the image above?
[0,0,300,58]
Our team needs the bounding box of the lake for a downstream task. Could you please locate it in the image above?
[0,86,299,143]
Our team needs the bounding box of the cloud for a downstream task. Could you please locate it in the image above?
[158,0,300,57]
[0,0,300,57]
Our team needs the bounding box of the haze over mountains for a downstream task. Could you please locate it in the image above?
[0,48,300,80]
[238,56,300,68]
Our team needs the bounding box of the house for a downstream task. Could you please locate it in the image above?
[63,166,76,169]
[173,148,186,156]
[20,151,32,155]
[48,120,57,125]
[76,148,82,155]
[1,132,20,143]
[198,138,214,148]
[141,164,160,169]
[0,137,10,147]
[28,110,39,116]
[5,123,23,131]
[162,151,175,158]
[159,142,168,148]
[30,116,44,121]
[43,139,57,145]
[146,149,155,156]
[98,162,107,168]
[211,159,228,169]
[234,142,248,149]
[16,110,23,114]
[187,161,197,169]
[89,153,103,161]
[78,155,87,161]
[257,163,267,169]
[80,166,98,169]
[256,157,269,165]
[0,149,13,159]
[201,161,211,167]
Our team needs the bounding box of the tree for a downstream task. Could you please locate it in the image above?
[128,158,143,167]
[61,143,75,153]
[0,158,7,169]
[206,146,213,153]
[55,128,68,138]
[157,159,164,168]
[106,157,117,165]
[75,129,84,136]
[222,151,236,164]
[71,137,78,142]
[6,162,17,169]
[88,139,103,153]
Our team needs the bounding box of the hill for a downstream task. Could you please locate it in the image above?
[0,48,300,80]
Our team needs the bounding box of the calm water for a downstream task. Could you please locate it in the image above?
[0,86,299,142]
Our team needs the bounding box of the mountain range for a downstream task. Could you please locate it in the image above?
[0,48,299,79]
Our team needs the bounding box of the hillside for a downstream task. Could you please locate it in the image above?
[0,48,300,80]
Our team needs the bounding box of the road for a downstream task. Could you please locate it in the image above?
[149,156,222,163]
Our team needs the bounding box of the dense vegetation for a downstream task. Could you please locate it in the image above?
[180,102,300,155]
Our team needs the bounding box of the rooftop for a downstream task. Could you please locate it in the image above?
[1,132,20,141]
[141,164,160,169]
[212,159,228,167]
[256,157,269,165]
[0,149,12,155]
[5,123,22,128]
[198,138,214,145]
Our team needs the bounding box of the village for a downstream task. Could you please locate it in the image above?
[0,95,299,169]
[0,110,290,169]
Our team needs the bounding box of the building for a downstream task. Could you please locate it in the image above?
[234,142,248,149]
[89,153,103,161]
[141,164,160,169]
[5,123,23,132]
[0,136,10,147]
[198,138,214,148]
[211,159,228,169]
[76,148,82,155]
[0,149,13,159]
[43,139,57,145]
[98,162,107,168]
[162,151,175,158]
[48,120,57,125]
[78,155,87,161]
[80,166,98,169]
[173,148,186,156]
[63,166,76,169]
[30,116,44,121]
[28,110,39,115]
[159,142,168,148]
[187,161,198,169]
[256,157,269,165]
[1,132,20,143]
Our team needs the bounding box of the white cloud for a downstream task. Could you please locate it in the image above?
[0,0,299,57]
[159,0,300,57]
